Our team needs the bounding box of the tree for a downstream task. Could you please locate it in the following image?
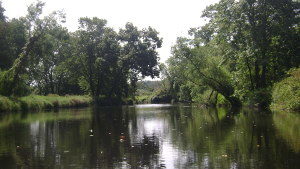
[73,18,162,104]
[168,37,240,106]
[166,0,300,107]
[74,17,120,102]
[119,23,162,98]
[0,1,66,96]
[200,0,300,106]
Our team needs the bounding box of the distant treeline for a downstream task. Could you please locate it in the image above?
[0,1,162,105]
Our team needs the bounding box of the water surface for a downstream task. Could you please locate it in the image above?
[0,104,299,168]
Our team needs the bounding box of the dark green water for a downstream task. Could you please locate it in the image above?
[0,104,299,169]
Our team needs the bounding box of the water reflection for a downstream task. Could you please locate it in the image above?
[273,111,300,153]
[0,105,299,168]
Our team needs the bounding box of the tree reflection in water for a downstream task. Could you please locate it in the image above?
[0,105,299,168]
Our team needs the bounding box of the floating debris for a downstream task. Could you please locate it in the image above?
[90,135,94,137]
[221,154,228,157]
[64,150,69,153]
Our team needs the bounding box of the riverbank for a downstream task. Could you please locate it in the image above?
[271,68,300,112]
[0,95,92,112]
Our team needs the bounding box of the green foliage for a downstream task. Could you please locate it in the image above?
[217,94,230,106]
[0,95,21,112]
[244,88,272,108]
[0,0,298,109]
[0,70,31,97]
[166,38,240,106]
[164,0,299,108]
[0,95,91,112]
[0,2,161,105]
[135,80,162,103]
[73,18,162,103]
[135,95,151,104]
[150,88,172,103]
[271,68,300,111]
[179,85,192,102]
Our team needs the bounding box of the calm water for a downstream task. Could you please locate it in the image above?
[0,104,299,169]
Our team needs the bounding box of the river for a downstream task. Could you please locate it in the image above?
[0,104,299,168]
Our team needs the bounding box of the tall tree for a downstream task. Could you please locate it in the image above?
[74,17,120,102]
[166,0,300,107]
[0,1,66,96]
[74,18,162,104]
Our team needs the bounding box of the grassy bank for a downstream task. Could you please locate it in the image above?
[0,95,92,112]
[271,68,300,112]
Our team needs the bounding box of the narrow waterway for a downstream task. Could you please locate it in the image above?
[0,104,299,168]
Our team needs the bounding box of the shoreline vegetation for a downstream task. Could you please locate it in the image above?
[0,1,299,113]
[1,66,299,113]
[271,68,300,112]
[0,95,91,112]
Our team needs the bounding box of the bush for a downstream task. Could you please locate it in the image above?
[0,71,31,97]
[192,89,216,105]
[179,85,192,102]
[151,89,172,103]
[271,68,300,111]
[217,94,230,106]
[0,96,21,112]
[245,88,272,108]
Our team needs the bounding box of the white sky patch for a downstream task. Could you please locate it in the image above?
[1,0,219,63]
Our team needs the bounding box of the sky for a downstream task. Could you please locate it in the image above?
[1,0,219,63]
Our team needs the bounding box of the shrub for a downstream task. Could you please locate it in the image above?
[179,85,192,102]
[245,88,272,108]
[0,96,21,111]
[271,68,300,111]
[217,94,230,106]
[0,71,31,97]
[151,89,172,103]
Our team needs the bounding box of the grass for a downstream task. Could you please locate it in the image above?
[0,95,92,112]
[271,68,300,112]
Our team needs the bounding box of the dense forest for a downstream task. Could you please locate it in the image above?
[0,0,299,110]
[156,0,300,109]
[0,1,162,105]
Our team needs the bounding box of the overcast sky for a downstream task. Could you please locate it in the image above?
[1,0,219,63]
